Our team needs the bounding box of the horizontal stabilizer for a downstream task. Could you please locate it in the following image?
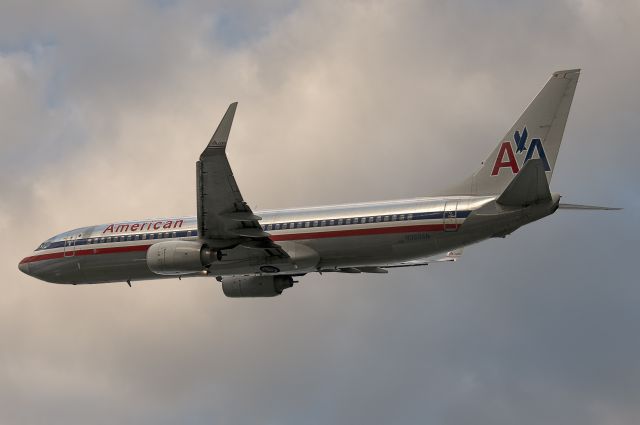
[380,248,464,269]
[558,203,622,211]
[497,159,551,207]
[433,248,464,262]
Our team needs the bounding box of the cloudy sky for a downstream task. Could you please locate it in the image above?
[2,1,639,424]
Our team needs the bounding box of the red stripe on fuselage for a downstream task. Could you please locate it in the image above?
[20,244,151,265]
[21,223,458,265]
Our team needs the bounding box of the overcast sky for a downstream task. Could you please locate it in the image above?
[1,1,639,424]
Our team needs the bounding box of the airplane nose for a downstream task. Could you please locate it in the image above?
[18,260,30,275]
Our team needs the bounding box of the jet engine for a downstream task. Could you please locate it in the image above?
[222,275,294,298]
[146,241,214,275]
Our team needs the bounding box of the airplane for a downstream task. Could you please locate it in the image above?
[18,69,619,297]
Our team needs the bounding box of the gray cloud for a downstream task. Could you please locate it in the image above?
[1,1,639,424]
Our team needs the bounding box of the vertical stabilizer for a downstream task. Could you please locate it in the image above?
[445,69,580,195]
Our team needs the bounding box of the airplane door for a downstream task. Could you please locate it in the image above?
[443,201,458,232]
[63,235,78,257]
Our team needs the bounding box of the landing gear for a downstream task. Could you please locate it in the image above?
[126,279,131,287]
[216,250,227,261]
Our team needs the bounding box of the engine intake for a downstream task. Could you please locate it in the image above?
[222,275,294,297]
[146,241,213,275]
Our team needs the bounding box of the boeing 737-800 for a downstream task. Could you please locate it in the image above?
[18,69,618,297]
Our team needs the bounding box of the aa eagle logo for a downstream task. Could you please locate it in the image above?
[491,126,551,176]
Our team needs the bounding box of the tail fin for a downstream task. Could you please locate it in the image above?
[445,69,580,195]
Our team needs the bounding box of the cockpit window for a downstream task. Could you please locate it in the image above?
[36,242,51,251]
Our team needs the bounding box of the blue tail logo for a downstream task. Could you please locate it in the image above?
[491,127,551,176]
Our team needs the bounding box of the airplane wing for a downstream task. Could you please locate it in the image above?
[196,103,288,258]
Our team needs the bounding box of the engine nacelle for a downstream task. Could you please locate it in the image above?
[222,275,294,298]
[146,241,213,275]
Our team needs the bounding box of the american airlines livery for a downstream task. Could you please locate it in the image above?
[19,69,619,297]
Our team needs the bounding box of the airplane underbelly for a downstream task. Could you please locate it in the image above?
[78,251,158,283]
[305,231,443,267]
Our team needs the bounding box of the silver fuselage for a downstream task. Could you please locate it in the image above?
[19,193,560,284]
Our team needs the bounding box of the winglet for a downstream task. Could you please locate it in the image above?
[497,159,551,207]
[201,102,237,158]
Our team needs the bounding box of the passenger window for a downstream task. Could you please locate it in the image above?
[313,220,318,227]
[133,235,139,241]
[407,213,413,220]
[172,232,176,238]
[320,220,326,227]
[142,234,147,240]
[375,216,381,222]
[274,224,280,230]
[360,218,366,224]
[384,216,390,222]
[345,218,351,225]
[126,235,132,241]
[392,214,397,221]
[399,214,405,221]
[337,219,343,225]
[100,238,106,243]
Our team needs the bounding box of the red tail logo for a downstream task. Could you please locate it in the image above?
[491,127,551,176]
